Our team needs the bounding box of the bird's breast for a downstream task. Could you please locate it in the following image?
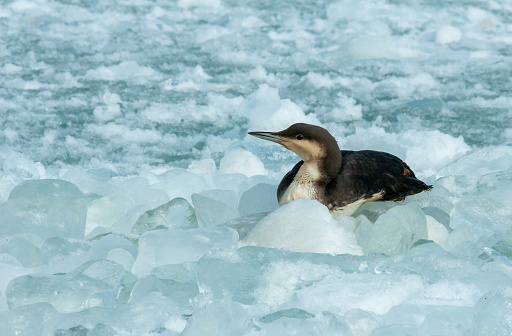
[278,179,320,206]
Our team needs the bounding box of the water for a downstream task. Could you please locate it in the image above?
[1,0,512,335]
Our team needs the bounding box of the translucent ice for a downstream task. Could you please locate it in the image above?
[0,238,42,268]
[2,152,41,182]
[243,199,362,255]
[128,274,198,314]
[364,203,428,255]
[238,183,279,216]
[132,227,238,277]
[473,288,512,335]
[132,197,198,235]
[0,179,88,241]
[85,191,137,236]
[0,303,58,336]
[5,260,132,313]
[181,299,250,336]
[191,192,239,227]
[437,147,512,180]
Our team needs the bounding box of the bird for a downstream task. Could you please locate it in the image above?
[248,123,432,216]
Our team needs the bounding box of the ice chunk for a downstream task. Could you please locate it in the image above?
[152,263,197,283]
[85,323,118,336]
[188,159,216,174]
[325,94,363,122]
[153,168,216,202]
[370,324,418,336]
[436,25,462,44]
[255,310,351,335]
[364,203,428,255]
[85,191,136,236]
[449,196,512,244]
[385,243,483,283]
[128,274,198,314]
[354,215,373,249]
[426,215,449,246]
[408,280,480,306]
[243,199,362,255]
[92,90,122,122]
[218,149,268,177]
[0,179,88,240]
[132,197,198,235]
[86,180,168,237]
[0,259,29,296]
[296,272,424,316]
[181,299,250,336]
[243,84,321,131]
[84,61,163,84]
[238,183,279,216]
[419,307,474,336]
[473,288,512,335]
[0,303,58,336]
[87,234,137,261]
[437,146,512,179]
[0,179,16,203]
[343,309,380,336]
[106,248,135,272]
[191,193,239,227]
[6,261,125,313]
[178,0,221,9]
[40,237,91,271]
[467,6,498,28]
[212,173,251,195]
[61,168,119,197]
[2,152,41,182]
[196,246,375,306]
[225,213,267,240]
[131,227,238,277]
[0,238,42,268]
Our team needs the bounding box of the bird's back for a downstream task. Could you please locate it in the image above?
[277,150,431,208]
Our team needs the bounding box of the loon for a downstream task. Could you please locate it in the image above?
[249,123,432,216]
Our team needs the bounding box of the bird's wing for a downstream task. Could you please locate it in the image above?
[328,150,431,206]
[277,160,303,202]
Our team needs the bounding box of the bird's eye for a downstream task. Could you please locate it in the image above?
[296,134,304,140]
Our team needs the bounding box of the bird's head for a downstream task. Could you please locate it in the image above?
[249,123,339,162]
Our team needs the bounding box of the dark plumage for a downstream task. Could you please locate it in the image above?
[249,123,432,215]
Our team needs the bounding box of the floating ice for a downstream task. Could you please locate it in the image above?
[243,199,362,255]
[0,179,88,241]
[132,227,238,277]
[84,61,162,84]
[364,203,428,255]
[219,149,268,177]
[436,25,463,44]
[132,197,198,234]
[2,152,41,182]
[238,183,278,216]
[243,84,321,131]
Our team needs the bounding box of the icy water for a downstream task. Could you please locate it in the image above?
[1,0,512,335]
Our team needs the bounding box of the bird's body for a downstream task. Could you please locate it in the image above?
[249,123,432,216]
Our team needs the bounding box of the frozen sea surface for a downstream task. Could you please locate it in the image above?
[1,0,512,335]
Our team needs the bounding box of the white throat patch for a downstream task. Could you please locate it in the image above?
[278,162,322,206]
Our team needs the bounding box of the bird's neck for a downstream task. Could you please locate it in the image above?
[300,148,341,185]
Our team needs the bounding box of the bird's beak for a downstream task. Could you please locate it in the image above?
[248,131,284,144]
